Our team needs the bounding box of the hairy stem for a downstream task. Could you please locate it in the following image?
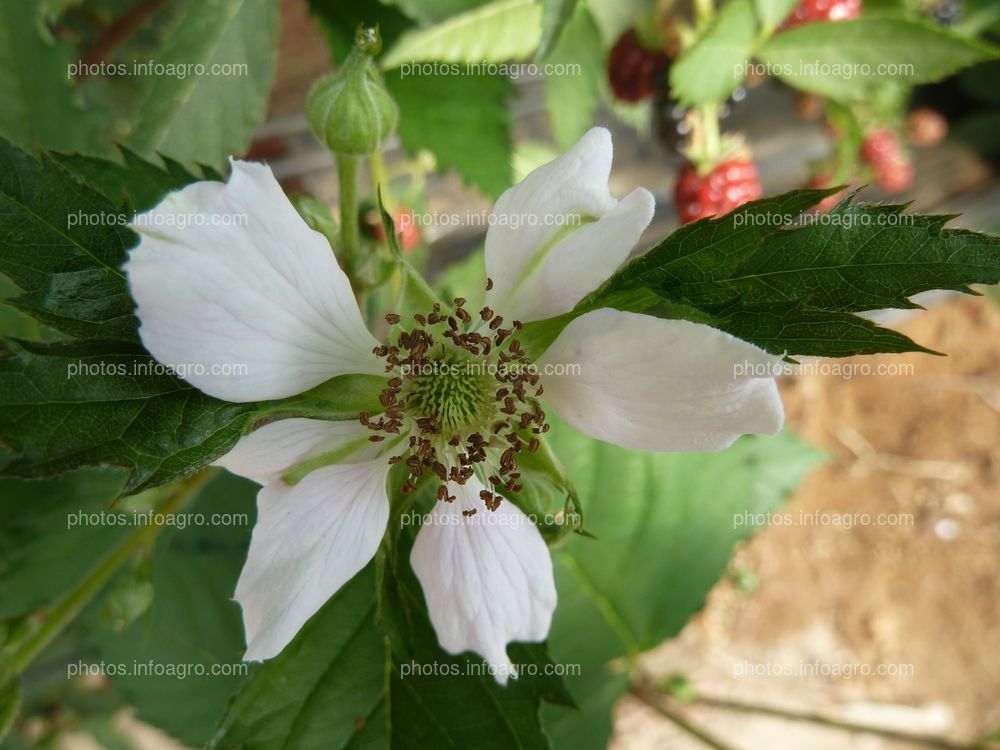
[337,153,361,270]
[369,150,392,213]
[4,468,216,675]
[700,103,722,168]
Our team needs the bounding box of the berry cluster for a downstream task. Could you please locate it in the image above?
[861,129,914,194]
[674,160,762,224]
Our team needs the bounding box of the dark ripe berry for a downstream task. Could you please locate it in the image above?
[906,107,948,148]
[782,0,862,28]
[674,159,763,224]
[861,128,914,194]
[607,29,669,103]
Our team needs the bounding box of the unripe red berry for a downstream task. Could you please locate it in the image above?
[674,159,762,224]
[782,0,862,28]
[861,129,914,194]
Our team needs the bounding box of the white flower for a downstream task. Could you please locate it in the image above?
[125,127,783,684]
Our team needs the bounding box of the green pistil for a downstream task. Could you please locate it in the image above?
[366,287,548,502]
[403,354,494,437]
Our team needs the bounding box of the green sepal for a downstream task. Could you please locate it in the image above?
[306,27,399,155]
[503,433,586,544]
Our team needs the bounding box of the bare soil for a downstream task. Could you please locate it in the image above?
[616,296,1000,749]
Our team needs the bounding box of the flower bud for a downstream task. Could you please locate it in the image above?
[306,27,398,155]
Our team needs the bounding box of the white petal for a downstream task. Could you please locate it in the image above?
[125,160,381,403]
[410,478,557,685]
[501,187,655,321]
[484,128,618,319]
[236,459,390,660]
[538,309,785,452]
[212,417,374,485]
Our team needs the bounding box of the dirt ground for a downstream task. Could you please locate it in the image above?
[615,296,1000,749]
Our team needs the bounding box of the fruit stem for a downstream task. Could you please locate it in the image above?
[3,469,215,677]
[369,150,393,213]
[700,103,722,167]
[337,152,361,269]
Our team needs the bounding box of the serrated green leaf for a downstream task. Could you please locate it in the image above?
[0,139,139,341]
[0,338,260,494]
[542,423,823,749]
[599,196,999,311]
[123,0,279,171]
[0,0,100,153]
[543,5,603,148]
[575,189,1000,356]
[51,149,208,213]
[758,18,999,100]
[669,0,757,105]
[385,70,514,197]
[380,0,542,68]
[0,337,385,494]
[707,301,936,357]
[536,0,579,60]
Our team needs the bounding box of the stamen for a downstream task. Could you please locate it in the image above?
[364,285,550,511]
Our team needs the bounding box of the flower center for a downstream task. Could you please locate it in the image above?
[363,282,550,511]
[401,350,495,435]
